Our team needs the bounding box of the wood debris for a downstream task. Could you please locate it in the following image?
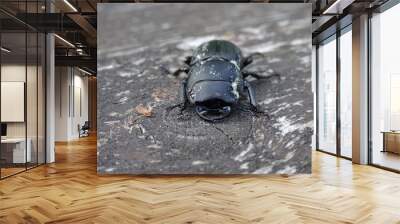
[135,104,153,117]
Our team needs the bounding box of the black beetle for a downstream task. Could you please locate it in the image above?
[170,40,278,122]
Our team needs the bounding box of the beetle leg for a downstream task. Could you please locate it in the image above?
[179,79,188,112]
[242,71,280,80]
[165,79,188,114]
[242,52,264,69]
[243,80,270,119]
[171,67,189,77]
[243,80,257,110]
[170,56,192,77]
[184,56,193,65]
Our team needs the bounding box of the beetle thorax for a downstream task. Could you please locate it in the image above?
[187,59,242,106]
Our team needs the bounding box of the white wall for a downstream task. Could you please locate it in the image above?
[55,67,89,141]
[71,73,89,138]
[55,66,70,141]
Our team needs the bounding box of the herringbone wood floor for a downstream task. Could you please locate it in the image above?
[1,135,400,224]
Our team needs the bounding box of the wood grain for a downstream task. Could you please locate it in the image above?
[97,4,313,174]
[1,134,400,223]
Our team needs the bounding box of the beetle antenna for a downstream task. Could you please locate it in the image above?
[238,104,270,119]
[243,52,265,68]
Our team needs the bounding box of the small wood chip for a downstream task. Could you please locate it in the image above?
[135,104,153,117]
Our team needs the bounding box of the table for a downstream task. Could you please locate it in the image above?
[382,131,400,154]
[1,138,31,163]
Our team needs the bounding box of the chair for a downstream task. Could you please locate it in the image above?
[79,121,90,138]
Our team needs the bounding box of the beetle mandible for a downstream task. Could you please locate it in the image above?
[170,40,279,122]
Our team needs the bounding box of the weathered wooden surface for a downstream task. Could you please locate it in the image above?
[97,3,312,174]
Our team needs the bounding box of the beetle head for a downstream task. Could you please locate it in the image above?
[189,80,238,122]
[195,99,232,122]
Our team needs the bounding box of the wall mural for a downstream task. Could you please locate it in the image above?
[97,3,313,174]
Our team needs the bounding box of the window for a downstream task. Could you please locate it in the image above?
[371,3,400,171]
[339,28,352,158]
[317,36,337,154]
[0,2,46,179]
[316,26,353,159]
